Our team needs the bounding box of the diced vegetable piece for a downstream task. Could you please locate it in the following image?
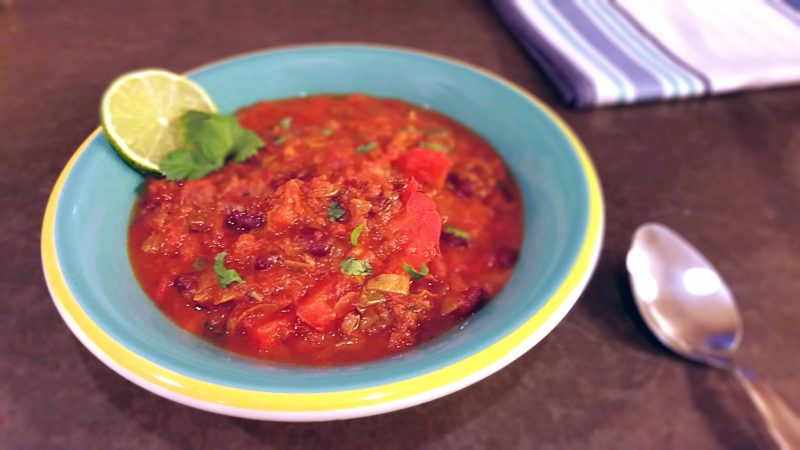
[251,316,294,349]
[394,147,453,189]
[401,176,421,203]
[267,180,305,231]
[351,223,365,246]
[296,278,345,331]
[366,273,411,295]
[395,190,442,269]
[340,257,373,276]
[340,312,360,336]
[179,179,216,206]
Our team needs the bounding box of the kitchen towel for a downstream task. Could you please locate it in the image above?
[492,0,800,107]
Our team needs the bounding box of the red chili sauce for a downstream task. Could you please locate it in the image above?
[129,94,523,366]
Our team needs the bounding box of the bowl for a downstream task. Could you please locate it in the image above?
[41,44,604,421]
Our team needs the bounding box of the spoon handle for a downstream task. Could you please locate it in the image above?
[733,367,800,450]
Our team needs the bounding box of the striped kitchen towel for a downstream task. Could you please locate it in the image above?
[492,0,800,107]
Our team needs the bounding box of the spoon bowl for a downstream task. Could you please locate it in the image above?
[627,223,742,366]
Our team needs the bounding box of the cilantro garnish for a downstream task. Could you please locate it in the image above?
[328,200,346,222]
[444,226,471,240]
[159,111,264,181]
[340,257,372,276]
[320,127,333,136]
[350,223,365,246]
[279,116,292,130]
[420,142,448,152]
[403,262,429,280]
[213,252,245,288]
[356,141,378,154]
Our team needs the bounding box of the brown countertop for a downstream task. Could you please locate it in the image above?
[2,1,799,448]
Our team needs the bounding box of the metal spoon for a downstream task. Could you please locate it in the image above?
[626,223,800,450]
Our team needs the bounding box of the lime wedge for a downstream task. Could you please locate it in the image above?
[100,69,216,173]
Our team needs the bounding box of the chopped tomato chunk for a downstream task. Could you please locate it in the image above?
[394,147,453,189]
[296,277,346,331]
[401,176,421,203]
[387,185,442,270]
[252,316,294,350]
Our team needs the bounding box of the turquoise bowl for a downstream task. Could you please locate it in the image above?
[42,45,604,421]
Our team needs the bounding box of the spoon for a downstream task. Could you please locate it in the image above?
[626,223,800,450]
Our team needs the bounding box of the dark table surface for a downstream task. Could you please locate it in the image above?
[2,1,799,449]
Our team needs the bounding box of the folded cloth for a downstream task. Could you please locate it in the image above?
[492,0,800,107]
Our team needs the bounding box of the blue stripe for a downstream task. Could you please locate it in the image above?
[765,0,800,26]
[608,0,712,94]
[493,0,596,106]
[785,0,800,10]
[550,0,664,102]
[534,0,630,104]
[584,0,704,97]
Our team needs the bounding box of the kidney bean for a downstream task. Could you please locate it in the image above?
[496,180,515,203]
[225,210,265,231]
[204,302,235,337]
[446,173,475,198]
[172,273,198,298]
[451,287,486,317]
[494,246,519,270]
[295,227,331,257]
[308,241,331,257]
[370,195,393,214]
[296,167,316,181]
[440,232,469,248]
[254,254,279,271]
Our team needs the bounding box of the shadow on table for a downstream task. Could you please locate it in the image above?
[574,248,666,357]
[686,367,768,450]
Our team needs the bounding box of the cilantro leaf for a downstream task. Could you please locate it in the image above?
[213,251,245,288]
[231,130,264,162]
[180,112,237,166]
[158,110,264,181]
[160,149,217,181]
[279,116,292,130]
[443,226,471,240]
[420,142,448,152]
[356,141,378,154]
[350,223,365,246]
[328,200,346,222]
[340,257,372,276]
[320,127,333,136]
[403,262,429,280]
